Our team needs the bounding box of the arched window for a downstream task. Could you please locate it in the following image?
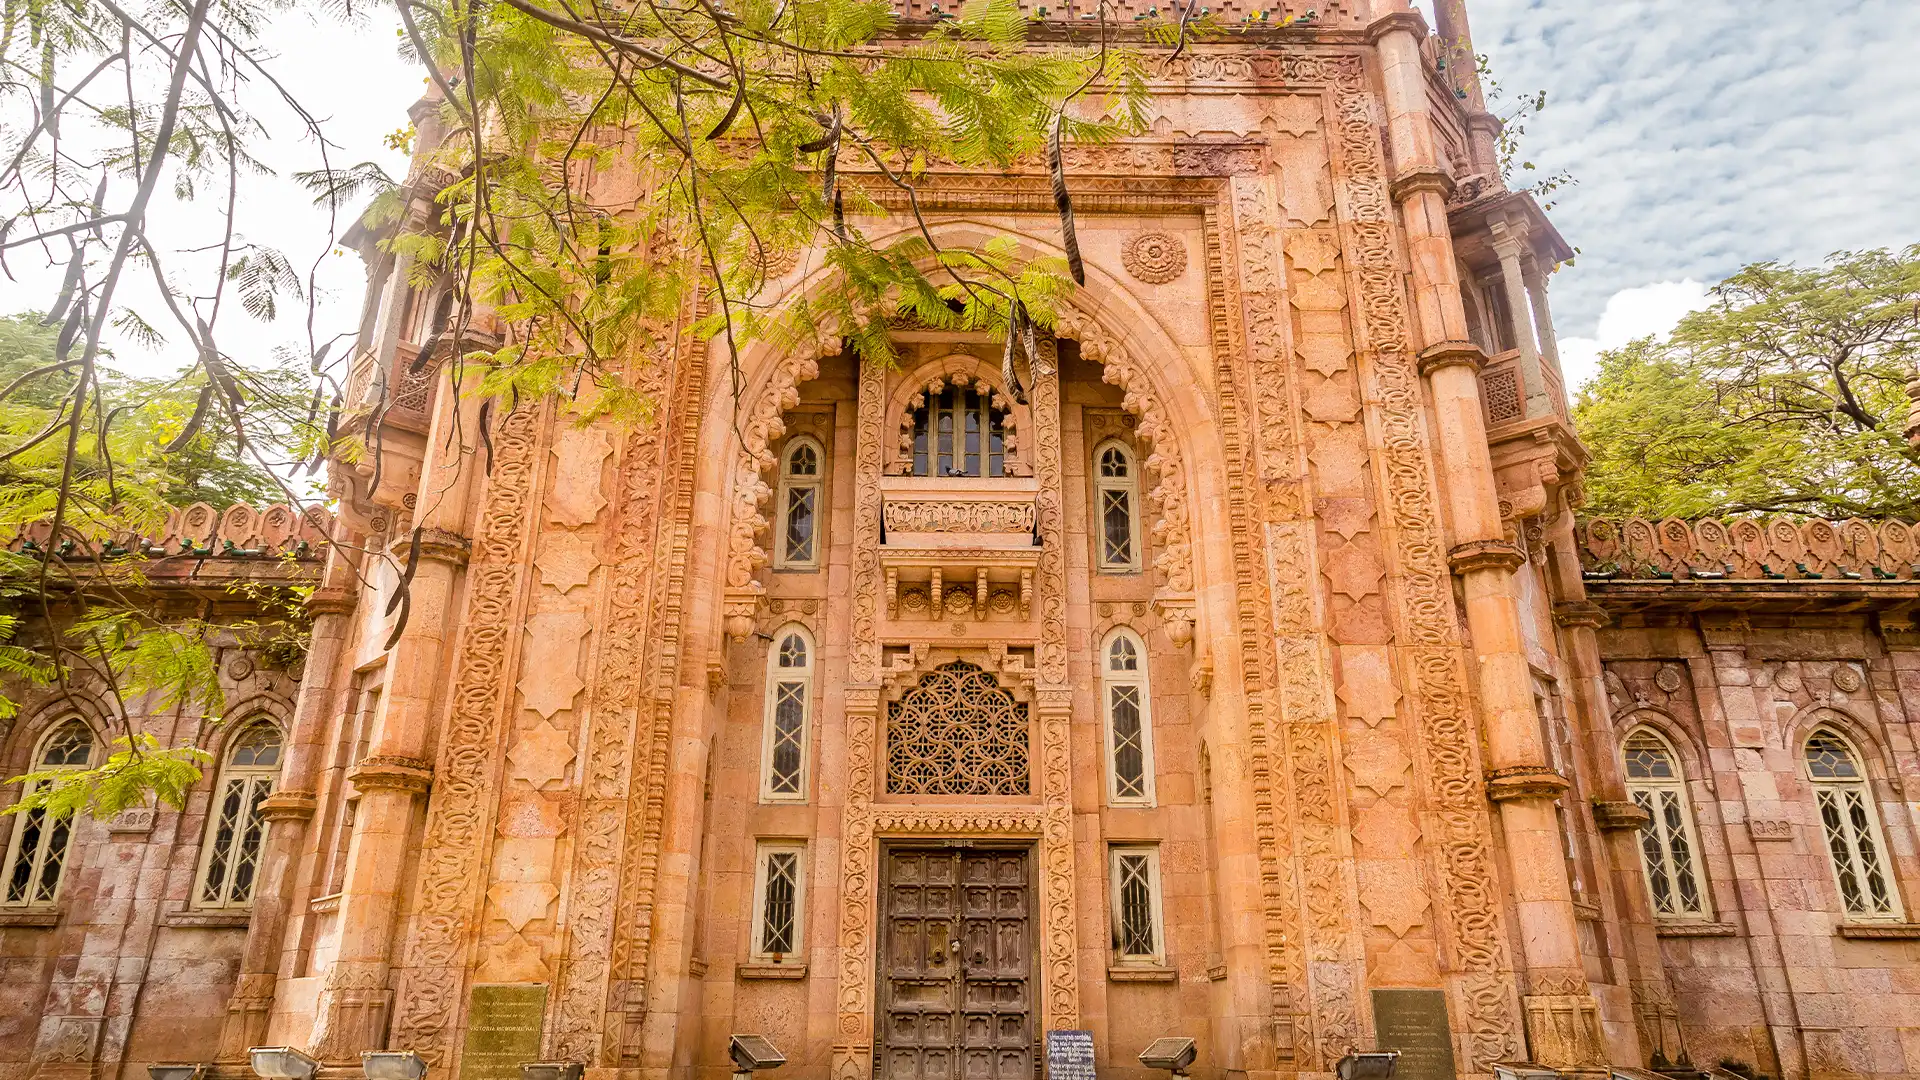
[910,382,1009,478]
[1621,727,1709,919]
[2,720,95,907]
[1094,441,1142,573]
[761,627,814,801]
[1804,728,1901,919]
[775,438,824,570]
[196,721,283,908]
[1102,630,1156,805]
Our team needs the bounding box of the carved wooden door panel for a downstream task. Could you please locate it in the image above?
[879,847,1035,1080]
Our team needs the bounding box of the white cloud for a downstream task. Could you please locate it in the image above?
[1557,279,1712,389]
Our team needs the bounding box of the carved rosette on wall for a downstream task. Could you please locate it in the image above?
[1121,230,1189,284]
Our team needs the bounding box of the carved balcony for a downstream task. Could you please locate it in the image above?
[878,476,1041,633]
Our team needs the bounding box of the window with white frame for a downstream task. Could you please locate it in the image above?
[2,720,95,907]
[1093,441,1142,572]
[1805,728,1901,919]
[1621,727,1710,919]
[1101,630,1156,805]
[1108,844,1165,965]
[775,437,824,570]
[750,841,806,961]
[196,720,284,908]
[761,627,813,801]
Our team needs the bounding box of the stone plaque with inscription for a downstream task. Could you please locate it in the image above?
[1046,1030,1096,1080]
[1371,989,1456,1080]
[460,984,547,1080]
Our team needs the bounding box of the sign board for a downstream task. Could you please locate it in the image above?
[1046,1030,1097,1080]
[1371,989,1457,1080]
[460,984,548,1080]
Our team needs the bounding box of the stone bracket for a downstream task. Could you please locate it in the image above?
[1151,592,1196,649]
[1590,799,1650,832]
[1449,539,1526,575]
[1485,765,1570,802]
[347,755,434,795]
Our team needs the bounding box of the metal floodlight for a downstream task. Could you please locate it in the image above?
[518,1064,583,1080]
[1335,1051,1401,1080]
[250,1048,320,1080]
[1492,1063,1562,1080]
[728,1035,787,1075]
[148,1065,206,1080]
[1138,1038,1198,1075]
[362,1051,429,1080]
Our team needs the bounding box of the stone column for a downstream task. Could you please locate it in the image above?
[1372,12,1603,1069]
[215,570,359,1061]
[1521,254,1564,397]
[1489,219,1547,417]
[1429,0,1502,177]
[308,370,479,1062]
[1541,502,1673,1064]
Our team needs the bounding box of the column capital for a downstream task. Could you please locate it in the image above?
[257,789,319,823]
[1390,166,1456,203]
[388,526,471,566]
[1591,800,1652,832]
[1448,539,1526,574]
[1417,340,1486,375]
[347,755,434,794]
[1365,9,1430,43]
[1485,765,1570,802]
[1551,601,1609,629]
[306,587,358,617]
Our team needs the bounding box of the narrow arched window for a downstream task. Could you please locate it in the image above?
[775,438,824,571]
[910,381,1009,477]
[2,720,95,907]
[1622,728,1709,919]
[1805,728,1901,919]
[761,627,814,801]
[1094,441,1142,573]
[1102,630,1155,805]
[196,721,283,908]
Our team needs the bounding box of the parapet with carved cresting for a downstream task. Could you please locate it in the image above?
[1576,517,1920,581]
[7,501,332,564]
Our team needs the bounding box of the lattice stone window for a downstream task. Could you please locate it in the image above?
[1102,630,1156,805]
[197,720,283,908]
[2,720,95,907]
[1108,845,1165,965]
[1093,440,1141,573]
[776,437,824,570]
[886,661,1029,795]
[761,626,814,802]
[1805,728,1901,919]
[751,841,806,961]
[1621,727,1709,919]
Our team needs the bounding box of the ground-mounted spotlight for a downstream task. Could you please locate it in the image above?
[1492,1063,1562,1080]
[1335,1051,1401,1080]
[362,1050,428,1080]
[1138,1038,1198,1076]
[250,1047,320,1080]
[148,1065,206,1080]
[519,1064,583,1080]
[728,1035,787,1080]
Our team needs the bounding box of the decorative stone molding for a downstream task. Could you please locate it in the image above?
[1521,991,1606,1070]
[1484,765,1570,802]
[106,807,156,834]
[347,755,434,794]
[737,963,809,980]
[1835,922,1920,940]
[1654,921,1740,938]
[1748,817,1795,841]
[1591,800,1651,832]
[1120,231,1188,284]
[1155,594,1196,649]
[882,499,1035,534]
[1108,966,1178,983]
[1448,539,1526,574]
[1579,515,1920,581]
[257,790,319,823]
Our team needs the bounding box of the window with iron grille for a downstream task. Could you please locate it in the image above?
[2,720,95,907]
[1093,441,1141,572]
[910,383,1010,478]
[197,720,284,908]
[1621,727,1709,919]
[1108,845,1164,965]
[1805,728,1901,919]
[752,842,805,961]
[776,438,824,570]
[761,628,813,802]
[1102,630,1155,805]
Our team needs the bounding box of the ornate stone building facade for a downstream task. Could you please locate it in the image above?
[2,3,1918,1080]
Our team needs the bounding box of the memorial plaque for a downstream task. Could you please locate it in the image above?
[1046,1030,1097,1080]
[1371,989,1457,1080]
[460,984,548,1080]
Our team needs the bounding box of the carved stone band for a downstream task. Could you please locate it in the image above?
[1590,800,1651,832]
[1449,539,1527,574]
[258,790,320,823]
[348,755,434,795]
[1485,766,1571,802]
[883,500,1037,534]
[1416,341,1486,376]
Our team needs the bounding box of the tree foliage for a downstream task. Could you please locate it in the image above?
[1574,247,1920,520]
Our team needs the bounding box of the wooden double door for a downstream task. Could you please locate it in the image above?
[878,845,1036,1080]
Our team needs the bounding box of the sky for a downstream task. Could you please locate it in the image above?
[6,1,1918,389]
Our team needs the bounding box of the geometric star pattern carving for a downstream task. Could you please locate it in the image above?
[1343,737,1412,797]
[517,611,589,718]
[546,427,613,527]
[1335,645,1401,728]
[1323,542,1385,604]
[534,532,599,594]
[1356,861,1431,938]
[506,719,576,790]
[1286,231,1341,277]
[1296,335,1353,377]
[487,881,560,931]
[1353,799,1422,856]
